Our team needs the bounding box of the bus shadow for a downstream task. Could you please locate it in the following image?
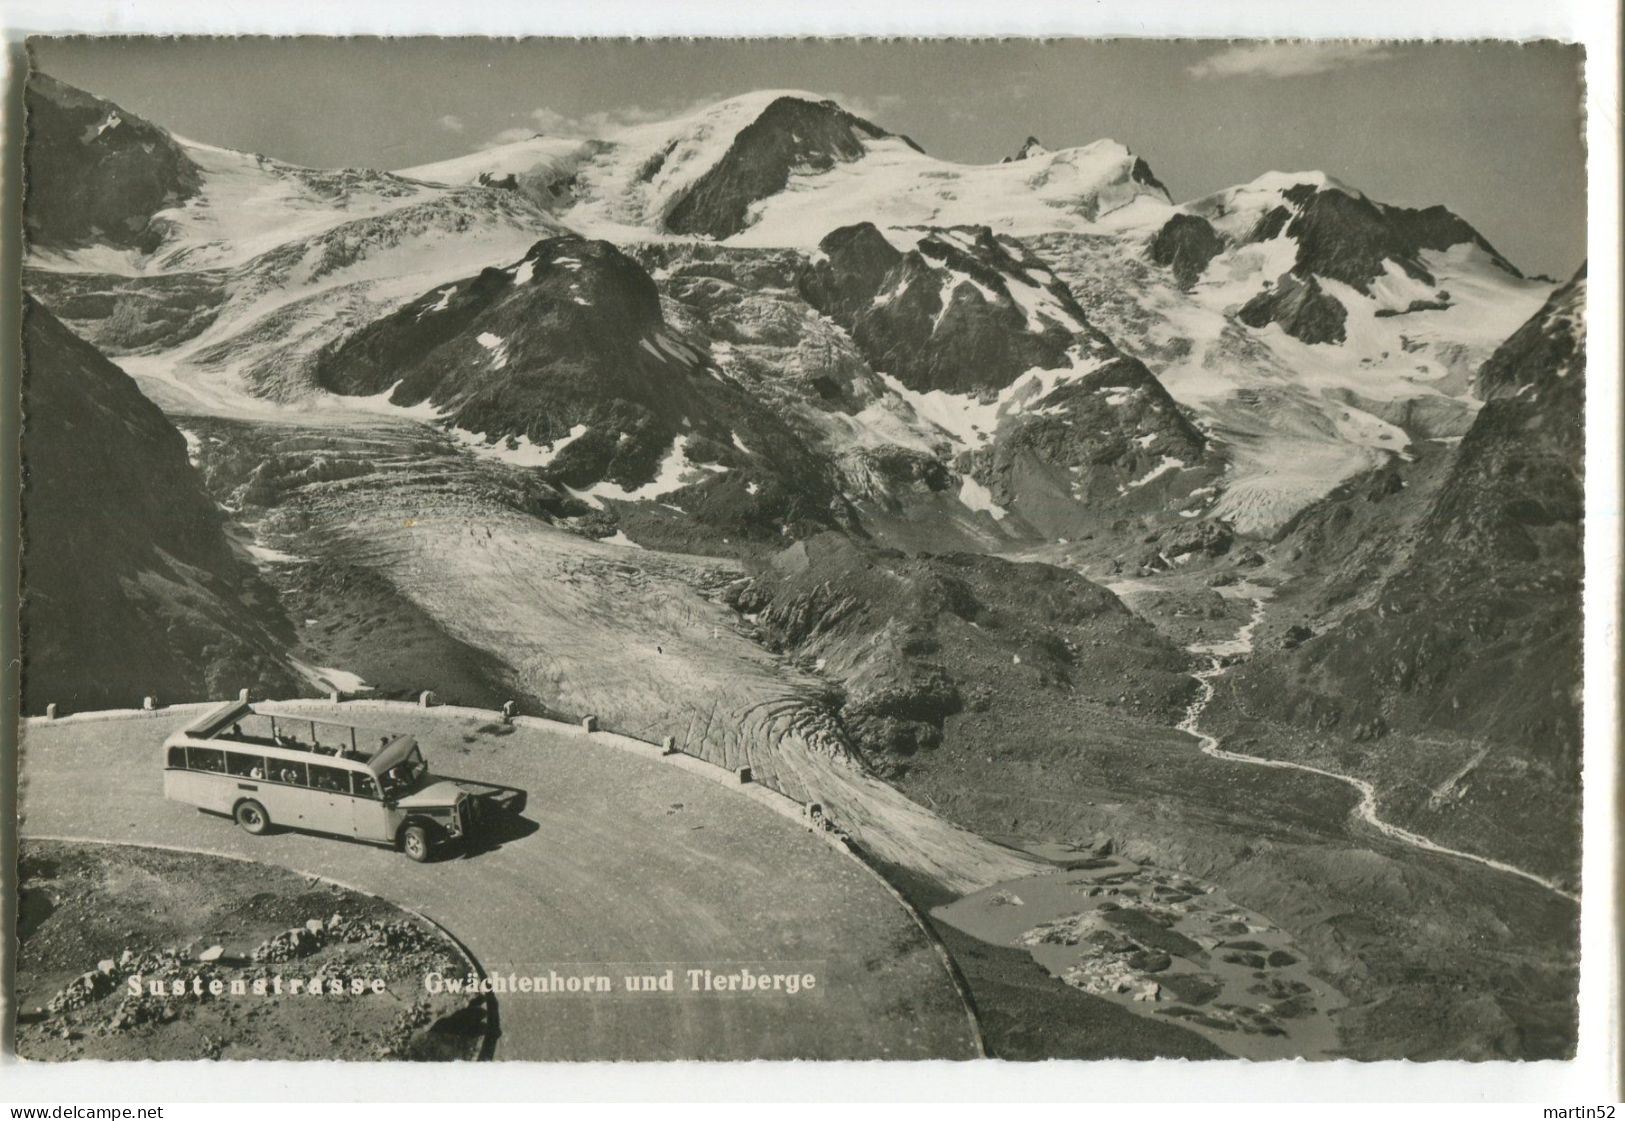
[455,811,540,859]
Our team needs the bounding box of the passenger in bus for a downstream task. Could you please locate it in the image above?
[249,765,264,780]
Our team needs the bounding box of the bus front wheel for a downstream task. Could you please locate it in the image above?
[235,800,270,835]
[401,825,431,863]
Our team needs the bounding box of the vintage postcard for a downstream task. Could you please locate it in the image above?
[5,29,1603,1089]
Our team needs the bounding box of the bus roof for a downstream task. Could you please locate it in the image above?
[366,735,419,777]
[167,699,415,774]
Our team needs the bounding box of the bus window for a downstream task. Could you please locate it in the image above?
[310,764,349,793]
[352,773,378,799]
[187,747,226,773]
[274,760,309,787]
[167,746,186,769]
[226,752,265,779]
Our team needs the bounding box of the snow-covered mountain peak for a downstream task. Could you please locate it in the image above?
[402,90,1173,248]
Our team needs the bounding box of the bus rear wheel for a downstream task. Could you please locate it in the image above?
[235,800,270,835]
[401,825,431,863]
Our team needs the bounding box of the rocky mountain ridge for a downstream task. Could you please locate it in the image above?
[20,296,300,712]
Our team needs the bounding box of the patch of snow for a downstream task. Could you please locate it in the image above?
[315,667,373,693]
[177,426,204,466]
[601,530,643,549]
[1120,456,1185,492]
[958,474,1008,519]
[449,422,588,469]
[417,285,456,318]
[476,331,509,368]
[246,542,305,564]
[335,379,449,422]
[573,435,729,504]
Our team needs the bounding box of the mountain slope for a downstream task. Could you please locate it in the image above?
[20,296,301,712]
[1210,265,1586,881]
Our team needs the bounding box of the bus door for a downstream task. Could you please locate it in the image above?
[348,770,391,841]
[307,763,360,836]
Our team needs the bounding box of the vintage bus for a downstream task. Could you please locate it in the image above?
[161,701,526,861]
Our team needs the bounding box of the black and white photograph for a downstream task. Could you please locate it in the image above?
[2,10,1617,1106]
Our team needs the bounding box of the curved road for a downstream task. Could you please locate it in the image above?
[1180,599,1579,904]
[18,703,979,1060]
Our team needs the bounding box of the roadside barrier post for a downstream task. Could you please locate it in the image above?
[142,695,157,711]
[45,703,57,720]
[735,766,753,785]
[582,715,599,733]
[420,691,437,708]
[661,735,677,754]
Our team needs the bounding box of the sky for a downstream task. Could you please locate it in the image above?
[28,37,1587,277]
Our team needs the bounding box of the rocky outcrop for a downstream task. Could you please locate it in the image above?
[1245,183,1519,294]
[20,297,299,712]
[664,96,893,239]
[1239,271,1348,344]
[24,71,202,252]
[799,222,1088,394]
[1002,136,1050,162]
[1148,213,1226,289]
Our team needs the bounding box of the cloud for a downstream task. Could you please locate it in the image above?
[438,114,466,133]
[1187,42,1394,80]
[823,91,905,122]
[475,97,725,150]
[478,126,541,150]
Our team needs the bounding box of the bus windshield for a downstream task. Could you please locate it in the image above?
[379,746,428,797]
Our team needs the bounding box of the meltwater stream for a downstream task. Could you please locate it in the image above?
[1179,597,1579,904]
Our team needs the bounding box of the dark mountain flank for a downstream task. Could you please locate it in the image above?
[24,71,202,252]
[1148,213,1226,289]
[664,97,894,239]
[20,297,299,713]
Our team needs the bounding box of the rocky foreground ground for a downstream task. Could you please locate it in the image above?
[16,840,486,1061]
